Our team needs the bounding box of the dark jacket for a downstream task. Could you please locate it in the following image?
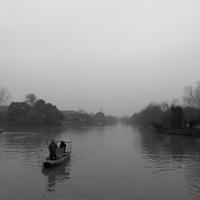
[49,142,57,152]
[60,141,66,148]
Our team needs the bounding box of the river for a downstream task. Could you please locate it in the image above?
[1,124,200,200]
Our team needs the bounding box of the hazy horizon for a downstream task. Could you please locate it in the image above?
[1,0,200,116]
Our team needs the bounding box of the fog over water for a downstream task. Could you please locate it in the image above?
[1,0,200,115]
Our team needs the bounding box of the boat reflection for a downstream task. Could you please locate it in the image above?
[42,160,71,192]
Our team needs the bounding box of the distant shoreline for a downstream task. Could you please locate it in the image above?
[0,122,118,132]
[148,126,200,137]
[157,128,200,137]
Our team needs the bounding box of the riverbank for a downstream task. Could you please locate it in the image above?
[153,127,200,137]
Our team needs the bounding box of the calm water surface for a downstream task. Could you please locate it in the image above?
[1,124,200,200]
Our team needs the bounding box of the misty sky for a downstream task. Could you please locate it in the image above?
[1,0,200,116]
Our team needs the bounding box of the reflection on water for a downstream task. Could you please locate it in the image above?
[135,127,200,199]
[136,127,200,164]
[185,159,200,200]
[42,160,71,192]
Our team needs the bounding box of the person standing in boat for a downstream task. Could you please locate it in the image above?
[60,141,67,153]
[49,139,57,160]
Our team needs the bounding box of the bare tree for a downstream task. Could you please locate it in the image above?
[0,87,11,105]
[171,98,180,106]
[25,93,37,106]
[183,82,200,108]
[159,102,169,112]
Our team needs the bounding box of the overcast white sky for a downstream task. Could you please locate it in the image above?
[0,0,200,116]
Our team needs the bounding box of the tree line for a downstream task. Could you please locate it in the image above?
[0,89,118,127]
[124,82,200,129]
[0,93,64,126]
[63,110,118,126]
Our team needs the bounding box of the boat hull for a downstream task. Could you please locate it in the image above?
[43,152,71,168]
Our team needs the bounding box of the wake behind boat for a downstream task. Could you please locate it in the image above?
[43,140,72,168]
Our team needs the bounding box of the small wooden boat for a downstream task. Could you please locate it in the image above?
[43,152,71,168]
[43,140,72,168]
